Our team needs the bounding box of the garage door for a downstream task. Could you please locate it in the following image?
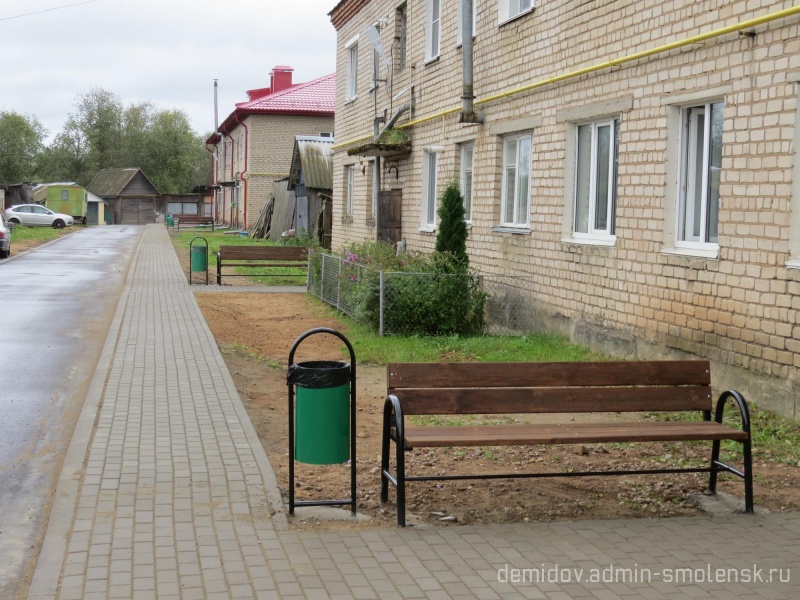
[120,198,156,224]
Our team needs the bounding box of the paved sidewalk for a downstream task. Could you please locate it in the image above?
[29,225,799,599]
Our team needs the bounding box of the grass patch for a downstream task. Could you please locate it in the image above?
[9,224,76,245]
[330,306,600,365]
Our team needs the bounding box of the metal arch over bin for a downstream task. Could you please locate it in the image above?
[287,328,357,515]
[189,236,208,285]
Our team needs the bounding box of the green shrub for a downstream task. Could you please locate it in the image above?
[336,241,486,336]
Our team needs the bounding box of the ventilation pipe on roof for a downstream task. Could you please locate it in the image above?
[459,0,483,124]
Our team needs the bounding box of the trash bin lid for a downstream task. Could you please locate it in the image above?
[288,360,350,388]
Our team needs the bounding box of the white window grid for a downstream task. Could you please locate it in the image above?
[678,101,723,247]
[422,150,439,229]
[460,143,474,222]
[573,119,618,240]
[501,133,532,227]
[426,0,441,61]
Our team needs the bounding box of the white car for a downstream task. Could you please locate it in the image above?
[3,204,75,229]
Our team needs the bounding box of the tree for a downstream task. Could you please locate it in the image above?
[435,181,469,268]
[0,111,46,183]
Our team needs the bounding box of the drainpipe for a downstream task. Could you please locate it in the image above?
[226,132,237,228]
[460,0,483,124]
[375,103,413,141]
[234,114,249,230]
[205,142,218,221]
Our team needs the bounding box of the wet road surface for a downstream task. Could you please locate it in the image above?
[0,226,141,598]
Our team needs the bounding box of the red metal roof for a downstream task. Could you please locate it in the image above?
[211,73,336,140]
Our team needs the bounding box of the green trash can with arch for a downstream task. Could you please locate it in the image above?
[287,328,357,515]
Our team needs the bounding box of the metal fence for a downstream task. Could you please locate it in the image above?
[308,250,539,336]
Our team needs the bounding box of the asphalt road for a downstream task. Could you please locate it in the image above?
[0,225,141,599]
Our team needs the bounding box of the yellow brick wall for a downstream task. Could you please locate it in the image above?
[331,0,800,414]
[212,113,334,228]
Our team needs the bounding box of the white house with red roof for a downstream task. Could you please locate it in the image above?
[207,66,335,229]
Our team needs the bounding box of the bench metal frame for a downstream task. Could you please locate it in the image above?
[380,361,753,527]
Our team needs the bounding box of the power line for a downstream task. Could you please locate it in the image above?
[0,0,102,22]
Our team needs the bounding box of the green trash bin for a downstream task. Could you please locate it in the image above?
[289,360,351,464]
[165,214,174,227]
[190,244,207,272]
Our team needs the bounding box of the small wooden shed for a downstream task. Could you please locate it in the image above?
[87,168,162,224]
[287,136,333,248]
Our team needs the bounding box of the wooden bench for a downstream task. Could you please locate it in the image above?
[174,215,215,230]
[381,360,753,526]
[216,245,309,285]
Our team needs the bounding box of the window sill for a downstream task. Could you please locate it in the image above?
[498,7,535,28]
[492,225,531,235]
[345,96,357,105]
[418,226,436,234]
[786,258,800,270]
[423,55,440,66]
[661,245,719,260]
[561,236,616,247]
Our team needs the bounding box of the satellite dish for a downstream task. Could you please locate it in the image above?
[364,24,390,66]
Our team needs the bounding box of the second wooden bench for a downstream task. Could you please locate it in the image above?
[216,245,309,285]
[381,360,753,526]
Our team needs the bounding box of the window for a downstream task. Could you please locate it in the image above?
[345,35,359,101]
[396,4,407,71]
[501,133,532,227]
[421,150,439,229]
[457,0,477,45]
[574,119,619,238]
[678,101,723,245]
[499,0,533,24]
[319,132,333,138]
[425,0,441,61]
[345,165,355,215]
[460,143,474,222]
[61,189,69,200]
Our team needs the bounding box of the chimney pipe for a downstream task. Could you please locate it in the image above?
[460,0,483,124]
[214,79,219,133]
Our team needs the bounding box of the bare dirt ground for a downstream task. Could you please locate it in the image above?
[193,290,800,531]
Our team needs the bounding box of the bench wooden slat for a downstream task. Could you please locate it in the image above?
[222,262,307,268]
[388,361,711,388]
[403,421,749,447]
[392,386,713,414]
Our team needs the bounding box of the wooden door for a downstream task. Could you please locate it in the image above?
[378,189,402,245]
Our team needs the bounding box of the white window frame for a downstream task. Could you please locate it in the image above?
[345,35,359,102]
[572,119,618,242]
[457,0,477,45]
[460,143,474,223]
[499,0,533,25]
[421,149,440,230]
[501,132,532,228]
[345,165,354,215]
[396,3,407,71]
[425,0,441,62]
[676,101,723,251]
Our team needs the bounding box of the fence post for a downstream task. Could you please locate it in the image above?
[320,252,326,300]
[337,258,342,312]
[379,270,385,337]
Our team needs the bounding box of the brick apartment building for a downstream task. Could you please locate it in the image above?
[207,66,335,229]
[329,0,800,418]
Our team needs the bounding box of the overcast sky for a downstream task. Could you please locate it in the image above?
[0,0,338,139]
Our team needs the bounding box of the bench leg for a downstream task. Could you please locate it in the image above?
[396,441,406,527]
[708,439,721,495]
[743,438,754,513]
[380,418,391,504]
[708,439,754,514]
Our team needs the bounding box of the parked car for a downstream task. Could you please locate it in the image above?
[3,204,75,228]
[0,213,10,258]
